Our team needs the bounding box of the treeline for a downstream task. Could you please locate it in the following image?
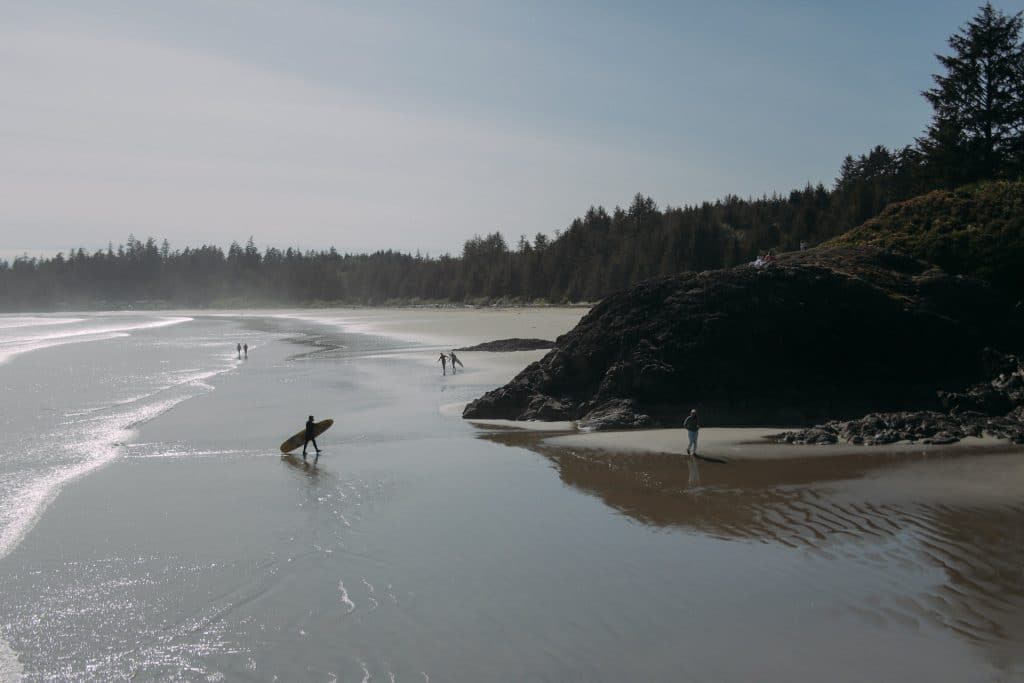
[1,3,1022,310]
[0,163,920,310]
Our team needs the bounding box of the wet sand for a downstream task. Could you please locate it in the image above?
[543,426,1015,459]
[1,309,1023,681]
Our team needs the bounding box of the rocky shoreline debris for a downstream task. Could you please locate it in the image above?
[775,353,1024,445]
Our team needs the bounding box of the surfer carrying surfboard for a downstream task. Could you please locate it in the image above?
[450,350,463,374]
[303,415,322,458]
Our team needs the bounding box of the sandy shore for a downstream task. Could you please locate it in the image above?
[267,306,589,348]
[539,427,1019,459]
[463,412,1023,460]
[3,308,1023,681]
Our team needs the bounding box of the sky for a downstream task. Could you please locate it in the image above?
[1,0,1021,260]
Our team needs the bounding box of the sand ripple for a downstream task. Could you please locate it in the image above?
[480,430,1024,654]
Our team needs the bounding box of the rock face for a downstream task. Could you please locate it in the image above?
[462,247,1023,431]
[776,352,1024,445]
[455,338,555,352]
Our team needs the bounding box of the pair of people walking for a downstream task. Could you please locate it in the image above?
[438,351,463,375]
[236,342,248,359]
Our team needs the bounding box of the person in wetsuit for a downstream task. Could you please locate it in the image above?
[438,352,448,375]
[303,415,321,459]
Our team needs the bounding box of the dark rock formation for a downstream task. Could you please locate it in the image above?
[455,338,555,352]
[463,247,1023,432]
[776,353,1024,445]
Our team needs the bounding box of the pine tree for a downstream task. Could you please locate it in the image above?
[919,3,1024,186]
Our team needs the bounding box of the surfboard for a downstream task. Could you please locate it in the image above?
[280,419,334,453]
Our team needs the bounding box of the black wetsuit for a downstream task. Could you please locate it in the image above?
[303,419,320,455]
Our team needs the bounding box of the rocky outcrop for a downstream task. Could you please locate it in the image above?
[455,338,555,352]
[776,353,1024,445]
[463,247,1023,431]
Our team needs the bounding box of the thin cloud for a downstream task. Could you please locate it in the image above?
[0,23,705,255]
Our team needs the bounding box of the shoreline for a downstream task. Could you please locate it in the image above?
[466,422,1024,460]
[2,309,1023,680]
[0,302,596,315]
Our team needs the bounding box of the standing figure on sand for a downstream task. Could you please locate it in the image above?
[450,350,463,374]
[438,352,448,375]
[237,342,242,359]
[243,342,248,359]
[684,409,700,457]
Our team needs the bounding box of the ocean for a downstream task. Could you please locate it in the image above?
[0,310,1022,682]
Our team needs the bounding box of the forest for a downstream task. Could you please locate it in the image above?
[2,4,1022,310]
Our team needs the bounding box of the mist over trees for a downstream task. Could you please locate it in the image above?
[2,3,1022,311]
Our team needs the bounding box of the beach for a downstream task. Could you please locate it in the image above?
[1,308,1023,681]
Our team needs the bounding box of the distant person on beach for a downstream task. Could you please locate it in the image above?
[243,342,248,358]
[683,409,700,456]
[450,350,462,374]
[303,415,321,459]
[800,240,807,251]
[237,342,242,359]
[438,352,448,375]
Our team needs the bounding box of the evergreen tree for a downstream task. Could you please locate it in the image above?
[919,3,1024,186]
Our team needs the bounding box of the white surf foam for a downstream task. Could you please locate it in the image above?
[0,316,83,330]
[0,347,233,563]
[0,635,23,682]
[337,579,356,613]
[0,316,191,365]
[0,395,189,562]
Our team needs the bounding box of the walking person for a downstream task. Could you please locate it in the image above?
[237,342,242,359]
[438,352,448,375]
[683,409,700,457]
[303,415,322,460]
[243,342,248,359]
[449,350,463,375]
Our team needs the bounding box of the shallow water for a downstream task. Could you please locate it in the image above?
[0,310,1022,681]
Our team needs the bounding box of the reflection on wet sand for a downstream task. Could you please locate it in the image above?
[478,428,1024,671]
[280,453,322,479]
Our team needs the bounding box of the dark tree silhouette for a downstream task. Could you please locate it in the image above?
[919,3,1024,186]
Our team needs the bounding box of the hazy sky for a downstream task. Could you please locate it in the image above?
[2,1,1020,259]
